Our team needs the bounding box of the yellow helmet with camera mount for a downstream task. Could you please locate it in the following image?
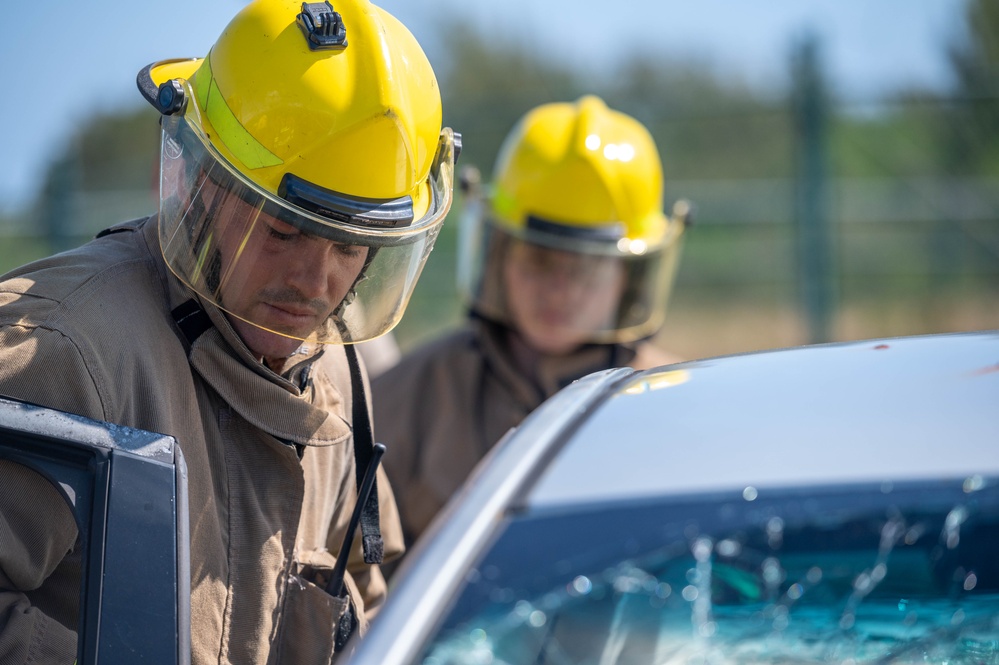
[138,0,458,345]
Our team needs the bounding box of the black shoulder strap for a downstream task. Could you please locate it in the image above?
[343,343,384,565]
[171,299,213,351]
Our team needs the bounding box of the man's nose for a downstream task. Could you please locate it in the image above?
[284,239,336,299]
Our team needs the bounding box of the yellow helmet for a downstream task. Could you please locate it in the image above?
[459,96,688,348]
[492,95,671,252]
[138,0,458,346]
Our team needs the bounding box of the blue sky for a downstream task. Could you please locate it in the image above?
[0,0,966,213]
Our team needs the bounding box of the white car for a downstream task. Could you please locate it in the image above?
[347,331,999,665]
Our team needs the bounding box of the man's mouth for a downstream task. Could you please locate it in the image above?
[261,302,319,329]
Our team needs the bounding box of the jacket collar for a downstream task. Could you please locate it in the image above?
[472,317,636,407]
[144,216,351,447]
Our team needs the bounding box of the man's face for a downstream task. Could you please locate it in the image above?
[502,239,626,355]
[206,180,369,365]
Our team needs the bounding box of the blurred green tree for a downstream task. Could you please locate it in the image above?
[946,0,999,174]
[436,19,584,181]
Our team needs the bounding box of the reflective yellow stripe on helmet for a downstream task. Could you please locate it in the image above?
[194,58,283,170]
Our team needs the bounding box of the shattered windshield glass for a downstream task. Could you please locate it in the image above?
[420,477,999,664]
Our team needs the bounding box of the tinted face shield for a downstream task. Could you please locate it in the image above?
[458,206,684,347]
[157,84,456,347]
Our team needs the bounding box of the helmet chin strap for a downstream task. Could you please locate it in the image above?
[329,247,379,337]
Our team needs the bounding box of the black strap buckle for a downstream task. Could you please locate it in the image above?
[333,598,358,653]
[171,299,213,350]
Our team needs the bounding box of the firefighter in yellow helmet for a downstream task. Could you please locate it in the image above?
[373,95,689,547]
[0,0,455,661]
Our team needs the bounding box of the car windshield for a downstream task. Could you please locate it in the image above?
[420,477,999,664]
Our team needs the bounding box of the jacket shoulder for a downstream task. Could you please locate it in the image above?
[0,218,162,324]
[372,327,479,391]
[0,219,189,421]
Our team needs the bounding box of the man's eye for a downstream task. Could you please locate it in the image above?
[268,227,297,242]
[335,244,364,258]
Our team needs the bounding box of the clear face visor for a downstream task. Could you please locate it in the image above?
[458,202,684,348]
[157,83,456,348]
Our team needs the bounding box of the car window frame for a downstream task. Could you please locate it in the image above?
[0,396,190,665]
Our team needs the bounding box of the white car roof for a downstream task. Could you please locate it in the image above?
[346,331,999,665]
[529,331,999,507]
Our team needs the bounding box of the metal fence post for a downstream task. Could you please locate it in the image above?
[792,33,835,344]
[40,153,80,255]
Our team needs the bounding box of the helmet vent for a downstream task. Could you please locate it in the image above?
[297,1,348,50]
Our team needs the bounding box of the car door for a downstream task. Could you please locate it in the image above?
[0,395,190,665]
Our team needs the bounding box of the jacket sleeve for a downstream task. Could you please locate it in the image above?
[0,323,107,664]
[0,459,80,664]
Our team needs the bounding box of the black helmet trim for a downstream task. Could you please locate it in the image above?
[279,172,415,229]
[525,215,626,244]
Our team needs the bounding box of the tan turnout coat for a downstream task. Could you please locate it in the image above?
[0,217,403,664]
[372,318,677,546]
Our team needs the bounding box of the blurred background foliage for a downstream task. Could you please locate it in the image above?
[2,1,998,361]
